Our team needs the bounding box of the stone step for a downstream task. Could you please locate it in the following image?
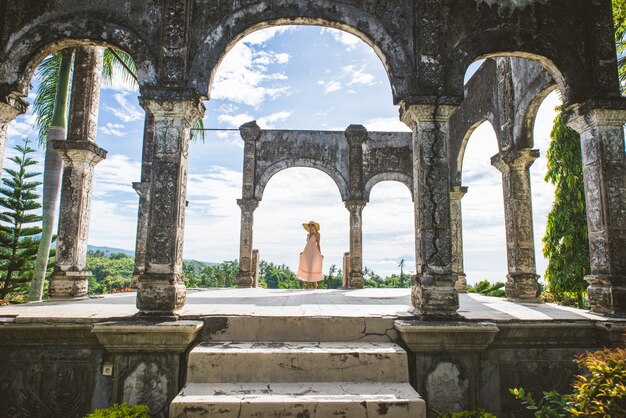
[187,341,409,383]
[169,382,426,418]
[199,316,400,343]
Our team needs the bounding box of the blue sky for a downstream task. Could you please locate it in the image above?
[5,26,560,283]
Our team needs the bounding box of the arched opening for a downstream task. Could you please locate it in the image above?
[254,167,348,286]
[362,181,414,287]
[459,121,507,285]
[2,43,146,298]
[184,25,402,288]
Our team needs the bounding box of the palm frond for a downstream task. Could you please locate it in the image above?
[103,48,138,90]
[33,53,61,146]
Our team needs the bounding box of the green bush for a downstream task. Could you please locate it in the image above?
[511,347,626,417]
[467,280,505,297]
[569,347,626,416]
[438,409,497,418]
[85,403,149,418]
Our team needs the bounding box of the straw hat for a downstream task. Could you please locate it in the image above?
[302,221,320,233]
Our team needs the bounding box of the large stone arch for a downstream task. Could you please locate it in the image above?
[363,173,413,202]
[187,0,414,104]
[255,160,349,201]
[442,0,619,106]
[0,11,159,97]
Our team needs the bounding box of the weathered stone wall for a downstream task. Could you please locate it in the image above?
[363,132,413,201]
[0,1,620,106]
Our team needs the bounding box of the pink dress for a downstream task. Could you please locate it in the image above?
[297,234,324,282]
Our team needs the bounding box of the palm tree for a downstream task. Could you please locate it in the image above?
[398,258,405,287]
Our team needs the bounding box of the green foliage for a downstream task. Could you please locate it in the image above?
[0,140,44,299]
[86,251,134,294]
[511,347,626,417]
[438,409,497,418]
[467,280,506,297]
[510,388,569,417]
[569,347,626,416]
[85,403,150,418]
[614,0,626,93]
[542,111,589,307]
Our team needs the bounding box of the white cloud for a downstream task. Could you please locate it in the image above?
[105,91,143,123]
[210,29,291,107]
[93,154,141,197]
[363,117,411,132]
[343,65,375,86]
[7,112,37,140]
[101,65,139,93]
[317,80,342,94]
[258,111,292,128]
[244,27,293,45]
[320,28,361,50]
[217,113,255,128]
[99,122,125,137]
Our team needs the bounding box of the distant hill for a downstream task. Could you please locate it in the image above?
[87,245,216,266]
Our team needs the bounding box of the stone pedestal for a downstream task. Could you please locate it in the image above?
[136,94,204,317]
[491,148,541,302]
[345,200,365,288]
[568,106,626,317]
[49,141,107,299]
[401,104,460,318]
[92,320,203,418]
[237,198,260,287]
[450,186,468,293]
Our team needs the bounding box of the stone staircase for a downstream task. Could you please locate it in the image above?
[170,340,426,417]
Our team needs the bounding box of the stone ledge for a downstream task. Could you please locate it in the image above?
[395,320,499,352]
[92,320,203,353]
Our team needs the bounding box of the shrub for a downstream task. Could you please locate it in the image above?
[85,403,149,418]
[467,280,505,298]
[511,347,626,417]
[569,347,626,416]
[438,409,497,418]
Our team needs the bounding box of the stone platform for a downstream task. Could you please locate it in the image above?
[1,289,624,418]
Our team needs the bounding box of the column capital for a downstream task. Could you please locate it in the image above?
[132,181,150,199]
[450,185,468,200]
[491,148,539,172]
[239,120,261,142]
[139,91,205,125]
[399,103,458,130]
[566,106,626,134]
[237,198,260,212]
[345,199,367,212]
[52,140,107,165]
[0,93,28,122]
[345,124,368,144]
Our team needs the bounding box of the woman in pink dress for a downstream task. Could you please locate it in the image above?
[297,221,324,289]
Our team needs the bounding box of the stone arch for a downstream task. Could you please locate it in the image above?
[452,120,497,188]
[255,161,349,201]
[364,173,413,202]
[188,1,413,104]
[515,83,559,150]
[446,27,591,106]
[0,13,158,97]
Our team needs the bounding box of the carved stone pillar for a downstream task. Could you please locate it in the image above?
[237,198,260,288]
[131,112,156,289]
[400,103,459,318]
[345,200,366,288]
[450,186,468,293]
[345,124,367,200]
[136,94,204,317]
[568,107,626,317]
[491,148,540,302]
[236,121,261,288]
[0,95,28,175]
[48,46,106,299]
[48,142,107,298]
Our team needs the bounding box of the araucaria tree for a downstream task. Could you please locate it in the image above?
[0,139,43,299]
[542,110,590,306]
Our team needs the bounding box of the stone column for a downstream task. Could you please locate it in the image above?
[237,198,260,287]
[48,46,106,299]
[236,121,261,287]
[568,107,626,317]
[0,95,28,175]
[400,104,459,318]
[491,148,540,302]
[345,200,366,288]
[136,93,204,317]
[131,113,156,288]
[450,186,468,293]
